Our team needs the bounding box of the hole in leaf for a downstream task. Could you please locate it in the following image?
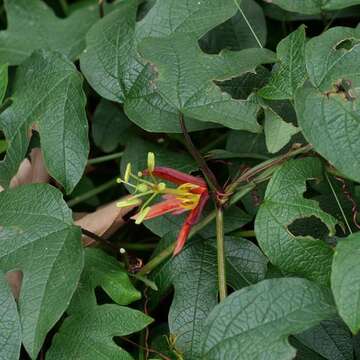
[287,216,329,239]
[334,38,358,51]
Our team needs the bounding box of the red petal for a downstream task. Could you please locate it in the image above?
[172,193,208,256]
[131,198,183,221]
[144,167,207,188]
[173,222,192,256]
[190,191,209,224]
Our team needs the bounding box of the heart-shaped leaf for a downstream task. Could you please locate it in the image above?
[267,0,360,15]
[201,278,336,360]
[332,233,360,334]
[295,27,360,182]
[255,157,337,285]
[151,234,267,359]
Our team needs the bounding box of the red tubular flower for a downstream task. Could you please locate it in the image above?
[145,167,209,255]
[117,153,209,255]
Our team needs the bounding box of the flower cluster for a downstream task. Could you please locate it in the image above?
[117,153,209,255]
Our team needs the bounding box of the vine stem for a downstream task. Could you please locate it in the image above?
[87,151,124,165]
[179,113,222,195]
[67,177,118,207]
[216,206,227,300]
[224,144,313,199]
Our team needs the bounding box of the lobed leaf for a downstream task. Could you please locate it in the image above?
[0,184,83,358]
[259,25,307,100]
[0,50,89,194]
[47,304,152,360]
[81,0,276,132]
[0,0,103,65]
[68,248,141,313]
[0,273,21,360]
[138,34,276,132]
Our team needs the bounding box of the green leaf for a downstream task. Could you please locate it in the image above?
[0,184,83,358]
[69,248,141,313]
[331,232,360,334]
[81,0,275,132]
[138,34,276,131]
[259,25,307,100]
[264,108,299,153]
[201,278,336,360]
[254,158,337,285]
[160,236,218,360]
[0,0,101,65]
[0,272,21,360]
[92,100,132,153]
[268,0,360,15]
[48,248,150,360]
[295,318,354,360]
[219,236,268,290]
[200,0,267,53]
[47,304,153,360]
[151,235,267,359]
[291,338,327,360]
[0,64,8,104]
[295,27,360,182]
[0,50,89,194]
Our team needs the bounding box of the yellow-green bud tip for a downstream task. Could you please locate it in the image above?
[138,171,143,177]
[137,183,149,193]
[116,177,122,184]
[147,152,155,173]
[124,163,132,182]
[157,182,166,191]
[135,206,151,224]
[116,197,141,208]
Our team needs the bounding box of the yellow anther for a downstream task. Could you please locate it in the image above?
[135,206,151,224]
[137,183,149,193]
[138,171,143,177]
[124,163,132,182]
[147,152,155,173]
[116,197,141,208]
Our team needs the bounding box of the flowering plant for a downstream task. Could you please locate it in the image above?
[117,153,209,255]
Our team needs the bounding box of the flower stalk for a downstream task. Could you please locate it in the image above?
[216,205,227,301]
